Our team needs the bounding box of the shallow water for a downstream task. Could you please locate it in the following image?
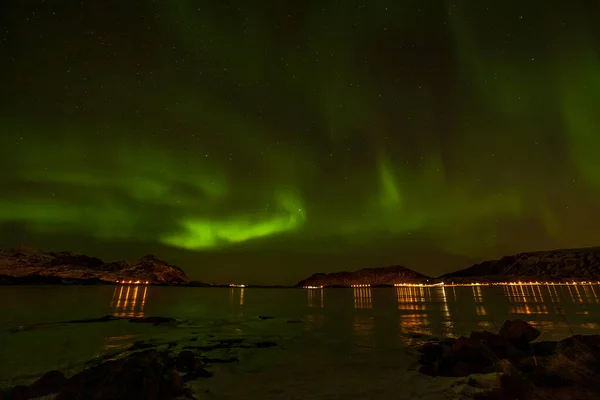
[1,284,600,398]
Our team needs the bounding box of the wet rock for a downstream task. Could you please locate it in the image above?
[557,334,600,360]
[128,340,156,351]
[29,370,67,398]
[258,316,275,320]
[1,385,30,400]
[56,349,185,400]
[67,315,121,324]
[175,351,198,373]
[128,316,177,326]
[498,319,540,346]
[417,342,443,365]
[175,350,212,382]
[217,338,244,345]
[254,341,277,348]
[1,370,68,400]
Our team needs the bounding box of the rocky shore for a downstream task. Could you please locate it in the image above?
[414,319,600,399]
[1,315,281,400]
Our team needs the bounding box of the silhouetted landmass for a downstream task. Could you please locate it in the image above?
[440,246,600,283]
[0,248,190,285]
[296,246,600,286]
[295,265,432,287]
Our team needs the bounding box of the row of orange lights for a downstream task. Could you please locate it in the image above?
[301,281,600,289]
[115,280,150,285]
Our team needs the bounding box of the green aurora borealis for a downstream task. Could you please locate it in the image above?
[1,1,600,283]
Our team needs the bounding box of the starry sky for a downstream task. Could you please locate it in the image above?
[1,1,600,284]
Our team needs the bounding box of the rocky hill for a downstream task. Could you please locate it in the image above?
[296,265,431,287]
[440,247,600,283]
[0,248,190,284]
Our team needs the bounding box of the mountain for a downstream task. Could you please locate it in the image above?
[0,248,190,284]
[295,265,431,287]
[440,247,600,283]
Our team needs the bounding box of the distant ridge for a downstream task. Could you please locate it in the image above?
[440,246,600,283]
[295,265,431,287]
[0,248,190,284]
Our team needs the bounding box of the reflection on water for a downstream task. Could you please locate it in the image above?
[229,288,245,306]
[396,287,426,311]
[111,285,147,318]
[308,288,324,308]
[353,287,372,309]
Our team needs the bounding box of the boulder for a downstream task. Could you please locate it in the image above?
[557,334,600,360]
[0,370,67,400]
[175,350,212,382]
[55,350,186,400]
[29,370,67,397]
[498,320,540,346]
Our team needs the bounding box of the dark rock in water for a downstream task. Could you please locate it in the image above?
[67,315,121,324]
[55,349,186,400]
[251,341,277,348]
[258,316,275,320]
[175,351,198,373]
[1,370,67,400]
[415,322,600,399]
[128,316,176,326]
[1,385,30,400]
[452,337,496,374]
[29,370,67,398]
[498,319,540,346]
[217,338,244,345]
[469,330,524,360]
[175,351,212,382]
[557,334,600,359]
[128,340,156,351]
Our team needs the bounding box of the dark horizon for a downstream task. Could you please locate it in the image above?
[2,1,600,285]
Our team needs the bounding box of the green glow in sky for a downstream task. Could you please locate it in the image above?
[1,1,599,283]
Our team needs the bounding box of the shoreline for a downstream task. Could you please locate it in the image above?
[2,315,599,399]
[3,274,600,289]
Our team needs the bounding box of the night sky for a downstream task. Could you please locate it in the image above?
[1,1,599,284]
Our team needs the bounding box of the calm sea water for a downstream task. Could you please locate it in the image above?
[1,284,600,394]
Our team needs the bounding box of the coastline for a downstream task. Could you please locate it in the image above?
[3,313,599,399]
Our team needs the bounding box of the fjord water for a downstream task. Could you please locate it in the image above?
[2,284,600,397]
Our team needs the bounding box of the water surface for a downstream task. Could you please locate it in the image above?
[1,284,599,394]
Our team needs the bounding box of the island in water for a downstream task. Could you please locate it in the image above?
[0,248,191,285]
[296,246,600,287]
